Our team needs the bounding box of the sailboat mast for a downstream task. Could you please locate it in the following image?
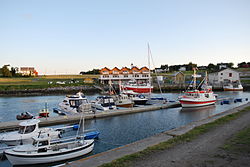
[148,43,152,96]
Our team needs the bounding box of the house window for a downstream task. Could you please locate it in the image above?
[229,73,232,77]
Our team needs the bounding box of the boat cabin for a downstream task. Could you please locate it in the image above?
[96,96,115,107]
[67,92,89,108]
[18,119,40,134]
[32,136,51,152]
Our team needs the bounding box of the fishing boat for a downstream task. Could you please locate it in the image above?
[91,96,117,111]
[0,119,60,146]
[179,70,216,108]
[121,79,153,94]
[59,92,92,114]
[4,115,94,166]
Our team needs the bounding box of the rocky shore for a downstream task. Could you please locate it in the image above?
[0,85,101,96]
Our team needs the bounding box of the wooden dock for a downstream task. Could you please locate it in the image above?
[0,102,181,132]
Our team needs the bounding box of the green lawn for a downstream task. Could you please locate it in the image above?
[0,75,99,91]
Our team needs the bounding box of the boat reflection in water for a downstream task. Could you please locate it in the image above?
[179,105,215,121]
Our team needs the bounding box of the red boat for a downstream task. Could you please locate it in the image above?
[121,80,153,94]
[39,103,50,117]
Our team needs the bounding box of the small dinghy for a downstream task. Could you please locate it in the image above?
[16,112,34,120]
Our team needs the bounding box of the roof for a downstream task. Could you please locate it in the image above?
[19,119,40,126]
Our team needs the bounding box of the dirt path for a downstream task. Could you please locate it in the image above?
[129,108,250,167]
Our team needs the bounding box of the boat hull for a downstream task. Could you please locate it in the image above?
[5,140,94,165]
[180,100,216,108]
[133,99,148,105]
[116,103,134,108]
[123,87,153,94]
[223,88,243,91]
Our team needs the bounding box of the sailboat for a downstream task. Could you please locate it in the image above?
[4,114,95,165]
[179,70,217,108]
[146,44,167,104]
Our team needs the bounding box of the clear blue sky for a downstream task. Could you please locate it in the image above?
[1,0,249,74]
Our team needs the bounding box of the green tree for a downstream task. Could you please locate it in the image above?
[10,67,19,76]
[228,62,234,68]
[2,65,12,77]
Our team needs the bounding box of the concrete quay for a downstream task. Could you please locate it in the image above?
[63,102,250,167]
[0,102,180,132]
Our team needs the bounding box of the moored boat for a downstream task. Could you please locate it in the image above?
[179,70,217,108]
[59,92,92,114]
[16,112,34,120]
[223,82,243,91]
[121,79,153,94]
[91,96,117,111]
[0,119,60,146]
[4,135,94,165]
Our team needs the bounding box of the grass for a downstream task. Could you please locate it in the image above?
[223,126,250,154]
[0,75,100,91]
[99,106,250,167]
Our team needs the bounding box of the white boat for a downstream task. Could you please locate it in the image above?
[113,94,134,108]
[0,119,60,146]
[223,82,243,91]
[179,70,217,108]
[4,115,94,165]
[122,90,148,105]
[91,96,117,111]
[59,92,92,114]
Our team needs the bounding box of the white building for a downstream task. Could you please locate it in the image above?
[99,66,150,84]
[19,67,38,76]
[208,68,240,86]
[179,66,186,71]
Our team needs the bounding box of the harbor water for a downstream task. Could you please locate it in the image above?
[0,91,249,167]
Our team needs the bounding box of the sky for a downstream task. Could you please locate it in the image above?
[0,0,250,75]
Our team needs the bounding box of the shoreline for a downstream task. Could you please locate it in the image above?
[0,83,250,96]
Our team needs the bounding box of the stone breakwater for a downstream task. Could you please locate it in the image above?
[0,85,100,96]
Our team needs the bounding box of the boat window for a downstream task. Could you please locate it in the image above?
[38,140,49,146]
[33,140,38,146]
[18,126,26,134]
[69,100,81,107]
[25,125,36,133]
[205,94,209,98]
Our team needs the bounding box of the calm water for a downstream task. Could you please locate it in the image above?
[0,91,249,167]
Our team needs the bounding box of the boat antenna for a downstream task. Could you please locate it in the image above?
[193,68,197,89]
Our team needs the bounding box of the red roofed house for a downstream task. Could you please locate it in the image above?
[20,67,38,76]
[99,66,150,84]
